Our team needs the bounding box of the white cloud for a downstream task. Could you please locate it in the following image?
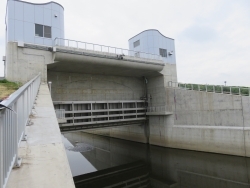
[0,0,249,86]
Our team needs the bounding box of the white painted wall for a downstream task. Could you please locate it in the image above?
[128,29,176,64]
[6,0,64,46]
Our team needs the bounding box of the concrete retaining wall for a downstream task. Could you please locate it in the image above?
[148,88,250,157]
[5,42,52,83]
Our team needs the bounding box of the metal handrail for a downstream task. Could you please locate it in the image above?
[53,38,163,62]
[0,73,41,188]
[168,81,250,96]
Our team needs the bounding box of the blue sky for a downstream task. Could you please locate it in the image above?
[1,0,249,86]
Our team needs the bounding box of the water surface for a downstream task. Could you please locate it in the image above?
[62,132,250,188]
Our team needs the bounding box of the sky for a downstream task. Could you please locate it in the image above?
[0,0,249,86]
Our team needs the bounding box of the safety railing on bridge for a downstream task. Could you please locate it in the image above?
[0,73,41,188]
[54,38,163,62]
[168,81,250,96]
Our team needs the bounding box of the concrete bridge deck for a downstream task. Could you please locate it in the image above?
[6,84,75,188]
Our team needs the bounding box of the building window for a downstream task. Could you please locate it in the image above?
[35,24,51,38]
[159,48,167,57]
[44,26,52,38]
[133,40,140,48]
[35,24,43,37]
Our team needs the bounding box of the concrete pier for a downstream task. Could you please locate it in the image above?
[6,84,75,188]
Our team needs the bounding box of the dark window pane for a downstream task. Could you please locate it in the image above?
[44,26,51,38]
[159,48,167,57]
[133,40,140,48]
[35,24,43,37]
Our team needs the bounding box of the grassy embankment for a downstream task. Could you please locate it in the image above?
[178,83,249,96]
[0,79,21,100]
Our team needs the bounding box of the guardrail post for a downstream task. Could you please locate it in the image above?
[0,111,3,188]
[14,103,22,168]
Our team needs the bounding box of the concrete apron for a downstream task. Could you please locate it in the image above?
[6,84,75,188]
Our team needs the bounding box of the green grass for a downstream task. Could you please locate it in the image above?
[178,83,249,96]
[0,79,21,99]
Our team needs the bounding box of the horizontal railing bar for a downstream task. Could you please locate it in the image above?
[53,100,145,104]
[65,113,145,120]
[54,38,161,57]
[168,81,250,97]
[64,108,145,113]
[1,73,41,107]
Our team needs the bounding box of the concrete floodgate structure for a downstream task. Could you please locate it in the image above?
[2,0,250,187]
[5,38,250,157]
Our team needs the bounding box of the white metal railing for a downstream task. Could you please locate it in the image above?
[0,73,41,188]
[147,105,170,112]
[168,81,250,96]
[55,109,65,119]
[53,38,163,62]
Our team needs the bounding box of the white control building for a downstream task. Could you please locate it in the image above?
[5,0,64,46]
[128,29,176,64]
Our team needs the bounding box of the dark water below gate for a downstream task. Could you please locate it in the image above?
[62,132,250,188]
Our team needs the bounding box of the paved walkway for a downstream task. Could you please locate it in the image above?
[7,83,75,188]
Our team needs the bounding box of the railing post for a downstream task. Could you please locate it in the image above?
[213,85,215,93]
[14,103,21,168]
[0,111,3,188]
[239,87,241,95]
[206,85,207,92]
[221,86,223,93]
[230,87,232,94]
[191,84,193,90]
[198,85,200,91]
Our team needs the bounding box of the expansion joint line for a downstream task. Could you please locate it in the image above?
[174,89,177,120]
[240,96,249,185]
